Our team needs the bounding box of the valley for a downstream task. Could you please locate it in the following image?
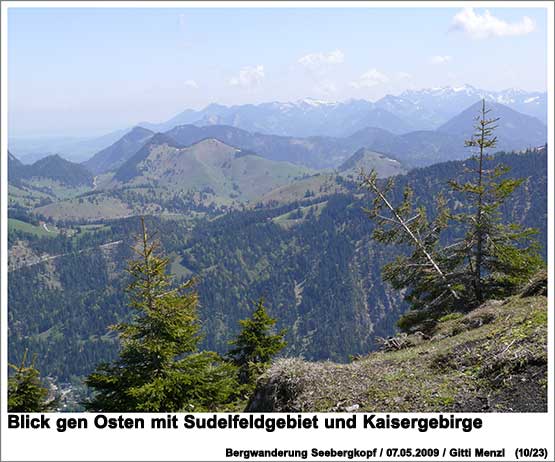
[7,90,548,407]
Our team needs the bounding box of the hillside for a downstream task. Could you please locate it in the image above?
[177,150,547,358]
[8,150,547,382]
[83,126,154,174]
[248,283,547,412]
[8,152,24,183]
[165,124,353,169]
[338,148,406,178]
[255,174,348,206]
[9,154,94,188]
[252,148,405,206]
[111,137,314,201]
[438,101,546,152]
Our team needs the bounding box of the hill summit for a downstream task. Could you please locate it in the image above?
[338,148,406,178]
[9,154,94,187]
[112,137,313,201]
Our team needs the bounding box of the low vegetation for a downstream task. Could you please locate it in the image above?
[247,283,547,412]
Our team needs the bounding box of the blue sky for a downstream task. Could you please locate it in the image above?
[7,6,548,137]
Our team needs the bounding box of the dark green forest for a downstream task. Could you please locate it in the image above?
[8,150,547,388]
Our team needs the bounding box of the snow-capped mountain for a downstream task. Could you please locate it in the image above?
[140,97,413,137]
[374,84,547,128]
[139,85,546,139]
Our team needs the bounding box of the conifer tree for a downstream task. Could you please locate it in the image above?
[445,99,542,305]
[360,172,459,331]
[8,350,54,412]
[362,100,542,332]
[228,298,286,387]
[85,218,238,412]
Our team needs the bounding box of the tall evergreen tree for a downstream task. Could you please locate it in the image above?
[446,99,543,305]
[363,100,543,332]
[8,350,54,412]
[85,218,238,412]
[360,172,459,331]
[228,298,286,387]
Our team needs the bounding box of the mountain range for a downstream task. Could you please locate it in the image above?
[139,99,415,137]
[9,85,547,163]
[377,85,547,128]
[140,84,546,137]
[83,99,546,174]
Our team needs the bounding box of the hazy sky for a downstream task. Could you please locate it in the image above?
[8,6,548,137]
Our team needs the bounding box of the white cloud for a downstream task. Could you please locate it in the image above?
[451,8,535,39]
[430,55,452,64]
[350,69,389,89]
[298,50,344,71]
[396,71,412,80]
[229,65,265,88]
[315,80,337,95]
[184,80,198,89]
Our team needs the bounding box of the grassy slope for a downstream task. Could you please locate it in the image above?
[255,173,347,206]
[8,184,55,209]
[8,219,55,237]
[35,194,133,221]
[114,140,313,201]
[249,291,547,412]
[338,149,407,179]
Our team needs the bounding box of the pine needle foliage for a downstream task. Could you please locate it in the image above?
[8,350,54,412]
[228,298,286,387]
[445,99,543,305]
[362,100,543,332]
[360,171,459,331]
[84,218,238,412]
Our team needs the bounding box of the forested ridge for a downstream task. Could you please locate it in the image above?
[8,149,547,390]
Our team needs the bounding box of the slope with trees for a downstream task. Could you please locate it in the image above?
[8,149,547,384]
[85,219,238,412]
[362,101,543,332]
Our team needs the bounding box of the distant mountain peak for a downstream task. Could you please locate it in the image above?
[297,97,338,107]
[9,153,93,187]
[437,100,546,152]
[129,126,154,136]
[147,132,181,148]
[338,147,405,178]
[193,137,234,148]
[83,126,155,174]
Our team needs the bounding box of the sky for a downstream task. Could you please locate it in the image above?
[7,5,549,137]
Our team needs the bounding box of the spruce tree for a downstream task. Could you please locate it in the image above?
[8,350,54,412]
[228,298,286,387]
[85,218,238,412]
[362,100,543,332]
[446,99,543,305]
[360,172,459,331]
